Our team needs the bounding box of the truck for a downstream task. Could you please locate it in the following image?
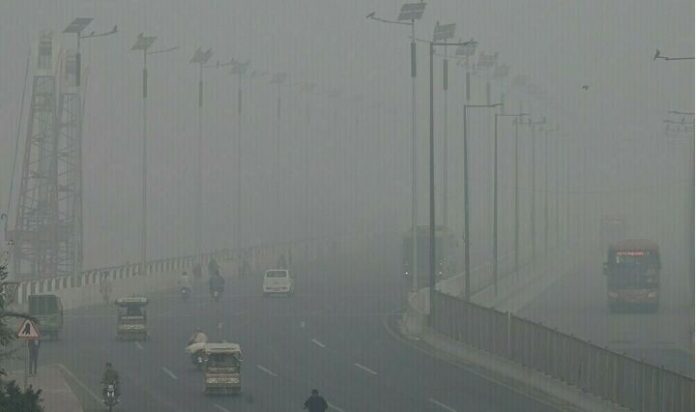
[603,239,660,312]
[28,295,63,340]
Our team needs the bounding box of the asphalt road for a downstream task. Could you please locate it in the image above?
[35,250,560,412]
[520,256,693,377]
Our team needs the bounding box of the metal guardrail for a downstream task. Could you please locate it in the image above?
[431,292,694,412]
[10,229,395,306]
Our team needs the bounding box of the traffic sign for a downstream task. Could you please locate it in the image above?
[17,319,40,340]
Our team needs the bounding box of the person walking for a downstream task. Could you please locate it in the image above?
[28,339,40,376]
[304,389,328,412]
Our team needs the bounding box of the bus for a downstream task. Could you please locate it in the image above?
[402,225,459,288]
[603,239,660,312]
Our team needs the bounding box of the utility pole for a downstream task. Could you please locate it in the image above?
[494,112,527,295]
[190,47,214,266]
[462,102,500,300]
[132,34,177,276]
[433,22,456,239]
[367,2,426,292]
[428,38,477,317]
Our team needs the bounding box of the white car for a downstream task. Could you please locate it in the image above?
[262,269,294,296]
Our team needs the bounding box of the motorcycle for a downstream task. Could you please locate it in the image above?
[180,287,191,301]
[103,383,118,411]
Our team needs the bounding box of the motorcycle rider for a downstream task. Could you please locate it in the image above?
[178,271,192,295]
[186,329,208,365]
[208,256,220,277]
[209,270,225,298]
[303,389,328,412]
[187,329,208,346]
[102,362,120,399]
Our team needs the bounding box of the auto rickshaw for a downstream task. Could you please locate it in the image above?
[28,295,63,340]
[204,343,242,395]
[115,297,148,341]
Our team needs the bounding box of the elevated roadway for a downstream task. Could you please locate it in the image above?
[34,251,560,412]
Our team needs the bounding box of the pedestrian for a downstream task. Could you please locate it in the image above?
[28,339,40,376]
[303,389,328,412]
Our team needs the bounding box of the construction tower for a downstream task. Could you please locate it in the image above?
[10,32,84,279]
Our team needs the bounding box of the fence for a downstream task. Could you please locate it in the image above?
[431,292,693,412]
[9,229,393,307]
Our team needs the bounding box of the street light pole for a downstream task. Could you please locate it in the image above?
[190,47,213,265]
[524,117,546,265]
[428,38,477,318]
[462,102,499,300]
[367,2,426,292]
[433,22,456,239]
[231,60,250,252]
[493,112,527,295]
[514,117,519,275]
[131,34,157,277]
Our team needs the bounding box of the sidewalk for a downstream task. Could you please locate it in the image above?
[5,364,84,412]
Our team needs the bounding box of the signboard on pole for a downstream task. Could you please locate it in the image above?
[17,319,40,340]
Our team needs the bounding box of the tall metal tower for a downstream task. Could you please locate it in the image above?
[10,32,84,279]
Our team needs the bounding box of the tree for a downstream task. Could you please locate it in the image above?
[0,263,43,411]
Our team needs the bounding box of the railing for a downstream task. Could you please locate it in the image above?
[11,229,395,306]
[431,292,693,412]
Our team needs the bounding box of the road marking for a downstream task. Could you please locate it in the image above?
[135,342,144,350]
[56,363,102,403]
[429,398,457,412]
[256,364,278,377]
[213,404,232,412]
[162,367,178,380]
[311,338,326,348]
[353,362,378,375]
[328,401,346,412]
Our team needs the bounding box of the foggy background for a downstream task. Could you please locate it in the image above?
[0,0,692,272]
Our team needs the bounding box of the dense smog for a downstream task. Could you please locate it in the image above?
[0,1,693,411]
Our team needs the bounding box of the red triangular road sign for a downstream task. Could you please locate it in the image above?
[17,319,40,340]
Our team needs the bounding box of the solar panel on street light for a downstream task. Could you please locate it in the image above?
[132,33,157,51]
[64,17,93,34]
[398,2,426,21]
[433,22,456,42]
[455,39,477,57]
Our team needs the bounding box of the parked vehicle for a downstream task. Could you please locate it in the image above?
[28,295,63,340]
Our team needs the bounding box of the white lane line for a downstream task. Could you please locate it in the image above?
[353,362,378,375]
[311,338,326,348]
[161,367,178,380]
[429,398,457,412]
[56,363,102,403]
[213,404,232,412]
[135,342,144,350]
[256,364,278,377]
[328,401,346,412]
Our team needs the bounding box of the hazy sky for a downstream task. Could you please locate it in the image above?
[0,0,693,267]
